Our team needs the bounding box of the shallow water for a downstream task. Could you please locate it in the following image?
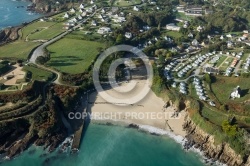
[2,124,205,166]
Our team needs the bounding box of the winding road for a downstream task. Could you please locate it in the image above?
[28,9,100,85]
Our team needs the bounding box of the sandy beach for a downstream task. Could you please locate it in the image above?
[87,79,187,137]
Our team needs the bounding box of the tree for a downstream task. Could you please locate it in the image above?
[222,120,237,137]
[204,73,211,84]
[36,56,47,65]
[115,34,125,44]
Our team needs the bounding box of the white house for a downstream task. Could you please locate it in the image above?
[220,35,224,40]
[86,8,93,13]
[227,41,233,48]
[70,18,77,23]
[230,86,241,99]
[192,39,199,46]
[125,32,132,39]
[79,9,83,13]
[197,25,203,32]
[91,20,97,26]
[188,33,194,38]
[90,0,94,4]
[63,13,69,19]
[79,4,84,9]
[97,27,111,34]
[70,8,76,13]
[81,12,87,17]
[77,15,83,20]
[243,30,249,34]
[133,6,139,11]
[166,23,180,31]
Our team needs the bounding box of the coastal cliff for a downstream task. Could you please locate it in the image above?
[183,116,250,166]
[0,27,20,45]
[0,83,68,159]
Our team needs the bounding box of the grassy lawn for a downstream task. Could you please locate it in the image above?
[28,23,65,40]
[241,53,249,61]
[46,38,105,74]
[201,106,228,126]
[22,65,55,81]
[0,41,39,60]
[21,21,56,40]
[113,0,141,6]
[211,76,250,103]
[162,30,182,39]
[215,55,227,67]
[175,12,193,21]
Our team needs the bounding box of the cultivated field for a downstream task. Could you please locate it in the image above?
[46,38,105,74]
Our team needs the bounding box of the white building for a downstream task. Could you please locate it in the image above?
[70,8,76,13]
[133,6,139,11]
[166,23,180,31]
[197,25,203,32]
[125,32,132,39]
[192,39,199,46]
[63,13,69,19]
[79,4,84,9]
[230,86,241,99]
[97,27,111,34]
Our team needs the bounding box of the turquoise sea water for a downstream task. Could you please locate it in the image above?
[2,124,205,166]
[0,0,41,30]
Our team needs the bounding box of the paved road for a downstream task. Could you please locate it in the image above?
[29,31,69,63]
[28,9,99,85]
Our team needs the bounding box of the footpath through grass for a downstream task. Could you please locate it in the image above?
[46,38,105,74]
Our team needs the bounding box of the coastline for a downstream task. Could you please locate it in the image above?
[88,82,187,137]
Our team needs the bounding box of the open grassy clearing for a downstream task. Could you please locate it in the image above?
[22,65,55,82]
[175,12,193,21]
[113,0,141,6]
[215,55,227,67]
[28,23,65,40]
[46,38,105,74]
[201,106,228,126]
[211,76,250,103]
[21,21,56,40]
[0,41,39,60]
[162,30,182,39]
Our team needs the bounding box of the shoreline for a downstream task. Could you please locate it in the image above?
[90,120,226,166]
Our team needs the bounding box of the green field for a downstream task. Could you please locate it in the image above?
[215,55,227,67]
[21,21,56,39]
[46,38,105,74]
[0,41,39,60]
[114,0,141,6]
[201,106,228,126]
[29,23,65,40]
[211,76,250,103]
[23,65,55,82]
[162,30,182,39]
[175,12,193,21]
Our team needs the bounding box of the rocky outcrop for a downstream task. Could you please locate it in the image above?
[0,27,20,45]
[183,117,249,166]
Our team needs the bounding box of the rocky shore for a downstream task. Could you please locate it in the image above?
[183,117,250,166]
[0,26,21,45]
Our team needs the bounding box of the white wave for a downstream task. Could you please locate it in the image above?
[138,125,186,145]
[137,124,227,166]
